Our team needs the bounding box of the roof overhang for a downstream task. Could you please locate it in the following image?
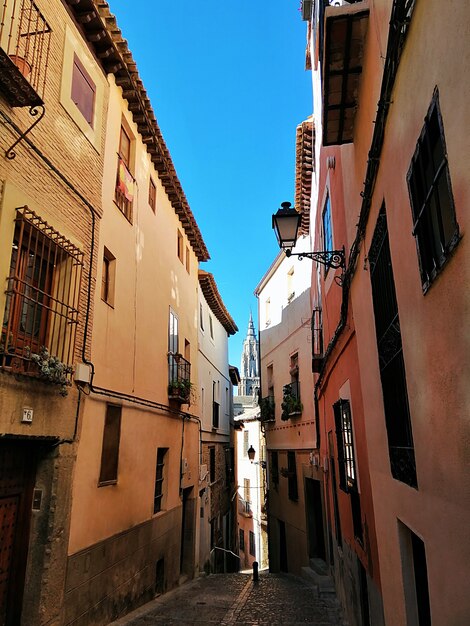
[322,3,369,146]
[198,271,238,335]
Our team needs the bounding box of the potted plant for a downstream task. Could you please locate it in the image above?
[260,396,275,422]
[29,346,73,396]
[281,386,303,421]
[168,379,194,404]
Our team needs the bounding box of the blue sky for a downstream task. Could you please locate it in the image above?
[110,0,312,367]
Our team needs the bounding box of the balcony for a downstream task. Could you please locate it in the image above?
[238,498,252,518]
[212,400,220,429]
[321,1,369,146]
[281,381,302,421]
[260,395,275,423]
[168,354,191,404]
[0,0,51,107]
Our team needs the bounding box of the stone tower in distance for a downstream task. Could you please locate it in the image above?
[238,312,260,397]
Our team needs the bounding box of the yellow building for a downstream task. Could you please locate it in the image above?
[61,3,211,624]
[0,0,107,623]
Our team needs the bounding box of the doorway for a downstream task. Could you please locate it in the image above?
[0,441,36,626]
[180,487,195,576]
[305,478,326,561]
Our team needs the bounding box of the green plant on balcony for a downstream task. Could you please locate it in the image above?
[281,386,303,421]
[260,396,275,422]
[168,379,195,404]
[29,346,73,396]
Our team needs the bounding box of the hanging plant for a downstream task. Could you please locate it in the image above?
[30,346,73,396]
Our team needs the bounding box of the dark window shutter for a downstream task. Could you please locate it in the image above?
[99,405,122,484]
[333,400,347,491]
[71,54,95,126]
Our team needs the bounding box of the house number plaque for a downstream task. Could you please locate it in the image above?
[22,407,33,423]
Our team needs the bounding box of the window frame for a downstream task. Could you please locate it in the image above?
[407,89,460,292]
[333,398,357,493]
[209,446,216,483]
[71,53,96,128]
[115,124,134,223]
[239,528,245,552]
[98,404,122,486]
[249,530,256,557]
[154,447,168,513]
[287,451,298,501]
[101,247,115,307]
[148,177,157,213]
[177,230,184,264]
[322,193,333,275]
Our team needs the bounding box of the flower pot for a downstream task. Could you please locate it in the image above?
[9,55,32,78]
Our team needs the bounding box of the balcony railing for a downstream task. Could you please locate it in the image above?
[238,498,252,517]
[260,395,275,423]
[168,353,191,404]
[281,381,302,421]
[0,0,51,106]
[212,400,220,429]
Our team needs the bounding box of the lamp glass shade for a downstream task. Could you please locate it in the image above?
[247,445,256,462]
[272,204,301,250]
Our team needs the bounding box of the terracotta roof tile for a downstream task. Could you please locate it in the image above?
[294,117,314,235]
[198,271,238,336]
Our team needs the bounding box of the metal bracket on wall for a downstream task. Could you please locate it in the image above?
[6,104,45,160]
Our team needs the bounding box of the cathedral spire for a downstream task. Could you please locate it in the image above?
[239,313,260,397]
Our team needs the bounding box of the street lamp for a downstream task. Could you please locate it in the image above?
[247,445,256,462]
[272,201,346,270]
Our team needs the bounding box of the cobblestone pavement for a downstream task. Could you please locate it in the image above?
[111,572,345,625]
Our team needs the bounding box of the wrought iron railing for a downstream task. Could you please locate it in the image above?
[1,207,83,380]
[0,0,52,105]
[168,353,191,404]
[281,381,302,420]
[311,307,323,372]
[260,395,275,423]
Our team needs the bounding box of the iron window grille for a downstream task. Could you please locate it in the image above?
[369,207,417,488]
[322,194,333,274]
[407,89,460,291]
[287,451,298,501]
[212,400,220,429]
[239,529,245,552]
[333,399,357,492]
[311,306,324,372]
[1,207,83,374]
[0,0,52,106]
[154,447,168,513]
[249,530,256,557]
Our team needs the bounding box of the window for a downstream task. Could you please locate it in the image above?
[1,207,83,371]
[239,529,245,552]
[99,405,122,485]
[209,315,214,339]
[333,399,357,492]
[351,490,363,543]
[399,522,431,625]
[244,478,251,503]
[185,246,190,273]
[271,451,279,489]
[154,447,168,513]
[101,247,115,306]
[71,54,95,127]
[369,207,416,488]
[287,267,295,302]
[212,381,219,429]
[287,451,298,501]
[322,194,333,273]
[148,178,157,212]
[249,531,256,557]
[177,230,184,263]
[115,125,134,222]
[199,303,204,331]
[407,90,459,291]
[265,298,271,327]
[209,446,216,483]
[243,431,249,457]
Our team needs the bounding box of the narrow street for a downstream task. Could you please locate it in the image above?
[111,572,345,625]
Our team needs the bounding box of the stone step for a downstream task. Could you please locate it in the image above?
[309,557,329,575]
[300,566,336,594]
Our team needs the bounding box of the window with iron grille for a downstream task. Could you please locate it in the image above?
[154,447,168,513]
[249,530,256,557]
[333,399,357,492]
[239,529,245,552]
[115,125,134,222]
[271,450,279,490]
[407,89,459,291]
[311,307,323,358]
[322,194,333,273]
[1,207,83,372]
[209,446,216,483]
[99,405,122,485]
[287,451,298,501]
[369,206,416,488]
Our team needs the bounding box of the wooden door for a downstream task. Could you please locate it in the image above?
[0,443,36,626]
